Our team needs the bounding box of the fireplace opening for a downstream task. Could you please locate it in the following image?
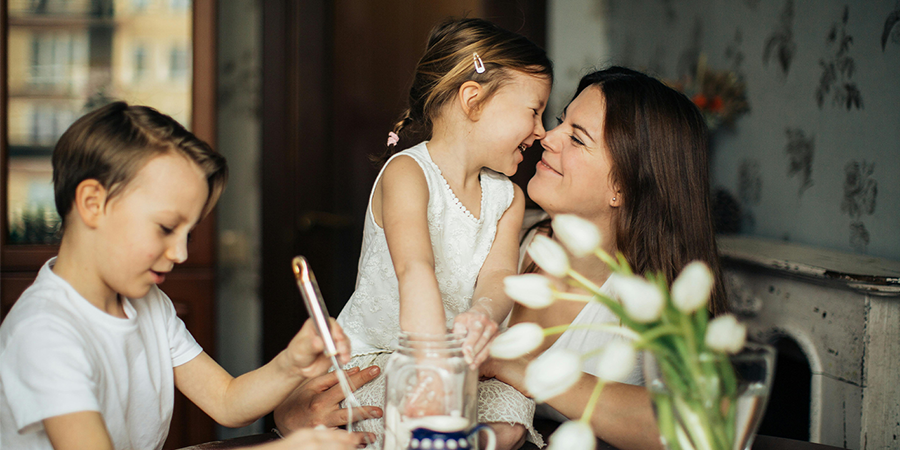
[757,337,811,441]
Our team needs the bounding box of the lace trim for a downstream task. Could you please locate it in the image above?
[426,158,485,224]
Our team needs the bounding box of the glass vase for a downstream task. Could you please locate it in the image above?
[643,343,776,450]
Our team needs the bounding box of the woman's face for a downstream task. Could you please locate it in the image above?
[527,86,618,223]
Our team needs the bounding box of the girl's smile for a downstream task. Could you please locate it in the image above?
[469,70,551,177]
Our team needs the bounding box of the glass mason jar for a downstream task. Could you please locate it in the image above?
[383,333,478,450]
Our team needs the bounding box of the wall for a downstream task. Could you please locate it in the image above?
[547,0,900,260]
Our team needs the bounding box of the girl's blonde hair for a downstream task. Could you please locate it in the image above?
[376,17,552,164]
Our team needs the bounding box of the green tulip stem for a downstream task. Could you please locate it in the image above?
[542,323,642,341]
[553,291,596,302]
[580,378,606,425]
[637,325,682,344]
[594,249,620,272]
[614,252,633,275]
[678,313,708,392]
[566,269,604,294]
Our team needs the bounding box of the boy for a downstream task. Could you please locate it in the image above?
[0,102,359,450]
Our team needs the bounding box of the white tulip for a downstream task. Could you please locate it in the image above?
[548,420,596,450]
[595,340,636,382]
[671,261,715,314]
[525,349,582,402]
[613,275,665,323]
[526,234,570,278]
[552,214,602,257]
[705,314,747,354]
[489,323,545,359]
[504,274,555,309]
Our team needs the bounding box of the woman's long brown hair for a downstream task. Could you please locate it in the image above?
[526,67,727,316]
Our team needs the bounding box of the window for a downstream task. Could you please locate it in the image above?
[168,46,189,80]
[170,0,191,12]
[5,1,192,244]
[133,45,147,81]
[132,0,151,13]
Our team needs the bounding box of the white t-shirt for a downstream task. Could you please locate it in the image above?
[0,258,203,450]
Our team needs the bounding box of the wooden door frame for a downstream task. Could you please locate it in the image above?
[260,0,334,370]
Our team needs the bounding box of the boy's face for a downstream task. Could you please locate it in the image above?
[94,152,208,301]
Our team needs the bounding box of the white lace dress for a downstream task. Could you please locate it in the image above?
[336,142,542,447]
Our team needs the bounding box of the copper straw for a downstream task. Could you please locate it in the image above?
[291,256,373,441]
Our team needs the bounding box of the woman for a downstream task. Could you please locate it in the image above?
[275,66,726,450]
[481,66,726,449]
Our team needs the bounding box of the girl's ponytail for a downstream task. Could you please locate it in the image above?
[371,109,415,165]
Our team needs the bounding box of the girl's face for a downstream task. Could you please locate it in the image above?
[474,71,551,177]
[528,86,618,222]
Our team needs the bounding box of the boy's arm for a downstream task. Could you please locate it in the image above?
[174,318,348,428]
[43,411,115,450]
[455,184,526,365]
[380,156,447,334]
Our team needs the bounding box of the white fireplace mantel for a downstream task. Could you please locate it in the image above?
[718,235,900,450]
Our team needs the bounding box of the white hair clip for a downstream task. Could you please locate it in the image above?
[473,52,485,74]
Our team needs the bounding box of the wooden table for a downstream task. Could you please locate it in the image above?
[177,431,846,450]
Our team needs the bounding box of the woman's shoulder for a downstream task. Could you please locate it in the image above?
[520,209,549,243]
[523,209,549,230]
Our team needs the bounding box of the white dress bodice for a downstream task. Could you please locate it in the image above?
[337,141,514,356]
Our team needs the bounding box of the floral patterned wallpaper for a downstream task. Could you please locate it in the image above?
[548,0,900,260]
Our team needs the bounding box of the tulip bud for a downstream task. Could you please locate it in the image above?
[548,420,596,450]
[705,314,747,354]
[504,274,555,309]
[552,214,602,257]
[490,323,545,359]
[525,349,582,402]
[613,275,665,323]
[526,235,570,278]
[671,261,715,314]
[595,340,636,382]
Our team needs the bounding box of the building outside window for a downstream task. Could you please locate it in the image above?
[5,0,192,244]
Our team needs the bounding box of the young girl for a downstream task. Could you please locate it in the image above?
[335,17,552,450]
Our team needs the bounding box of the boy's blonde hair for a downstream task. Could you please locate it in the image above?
[52,101,228,227]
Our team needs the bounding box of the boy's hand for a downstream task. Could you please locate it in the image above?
[452,302,499,368]
[284,318,351,379]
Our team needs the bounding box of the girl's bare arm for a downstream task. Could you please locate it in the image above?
[379,156,447,334]
[456,184,526,365]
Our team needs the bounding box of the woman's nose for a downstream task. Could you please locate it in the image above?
[540,125,562,152]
